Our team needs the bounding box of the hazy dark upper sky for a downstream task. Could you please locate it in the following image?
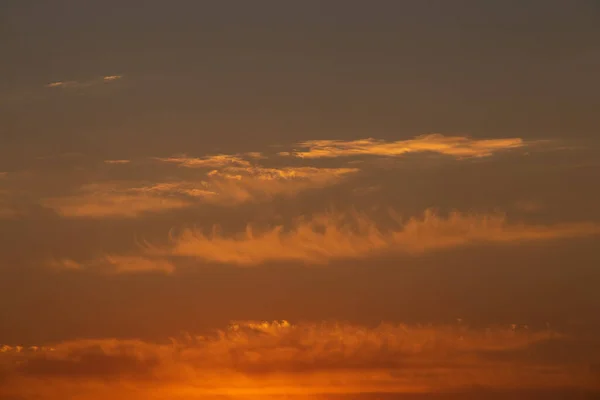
[2,1,599,162]
[0,1,599,399]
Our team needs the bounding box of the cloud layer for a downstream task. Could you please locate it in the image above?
[33,134,551,218]
[1,321,596,399]
[144,209,600,266]
[50,208,600,273]
[288,134,527,159]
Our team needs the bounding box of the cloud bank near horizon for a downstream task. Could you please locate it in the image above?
[1,320,597,399]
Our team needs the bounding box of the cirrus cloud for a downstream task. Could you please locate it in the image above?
[154,154,252,168]
[287,134,528,159]
[42,183,194,218]
[42,165,357,218]
[143,209,600,266]
[49,208,600,272]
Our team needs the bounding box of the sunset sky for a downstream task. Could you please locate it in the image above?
[1,1,600,399]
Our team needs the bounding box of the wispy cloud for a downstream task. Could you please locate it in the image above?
[42,165,357,217]
[153,153,359,204]
[103,159,131,165]
[42,183,193,218]
[37,133,545,219]
[287,134,527,159]
[142,166,356,204]
[155,154,252,168]
[245,151,265,159]
[129,182,217,198]
[47,258,82,271]
[102,75,122,82]
[103,255,175,274]
[143,209,600,266]
[50,256,174,274]
[45,75,123,89]
[1,321,596,398]
[45,81,79,88]
[49,209,600,272]
[202,166,358,204]
[47,255,177,274]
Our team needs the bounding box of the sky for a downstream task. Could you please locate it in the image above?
[1,1,599,399]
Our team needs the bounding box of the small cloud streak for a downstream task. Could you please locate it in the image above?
[143,209,600,266]
[45,75,123,89]
[104,159,131,165]
[49,255,174,274]
[245,152,265,159]
[155,154,252,168]
[289,134,527,159]
[48,258,82,271]
[45,81,79,88]
[104,255,175,274]
[130,182,217,198]
[0,321,597,398]
[102,75,123,82]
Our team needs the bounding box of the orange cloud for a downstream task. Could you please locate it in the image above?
[207,165,355,181]
[0,321,597,399]
[103,255,175,274]
[144,166,356,204]
[43,165,356,217]
[49,256,174,274]
[245,151,265,159]
[43,183,193,218]
[145,209,600,266]
[288,134,527,159]
[202,166,358,204]
[129,182,217,198]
